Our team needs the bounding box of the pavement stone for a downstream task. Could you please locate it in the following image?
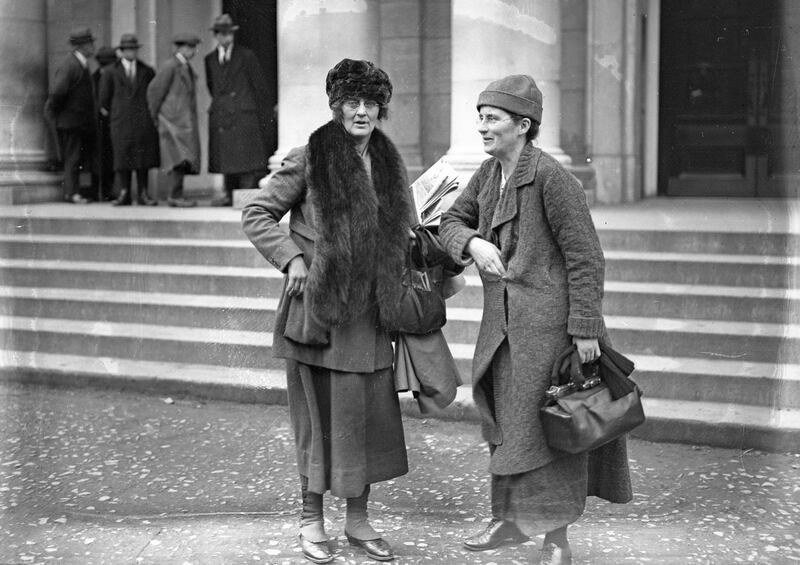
[1,382,799,565]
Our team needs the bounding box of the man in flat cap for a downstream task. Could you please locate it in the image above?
[205,14,269,206]
[100,34,160,206]
[147,33,202,207]
[45,27,97,204]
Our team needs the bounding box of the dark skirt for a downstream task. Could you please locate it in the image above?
[487,339,588,536]
[286,360,408,498]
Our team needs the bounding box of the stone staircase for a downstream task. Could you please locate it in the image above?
[0,200,797,452]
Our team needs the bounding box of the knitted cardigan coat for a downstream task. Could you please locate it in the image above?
[439,143,632,503]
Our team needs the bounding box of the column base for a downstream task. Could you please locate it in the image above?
[0,170,62,205]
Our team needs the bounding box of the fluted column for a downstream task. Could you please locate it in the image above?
[447,0,568,178]
[269,0,381,171]
[0,0,49,172]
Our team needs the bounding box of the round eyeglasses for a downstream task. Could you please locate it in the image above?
[343,99,380,111]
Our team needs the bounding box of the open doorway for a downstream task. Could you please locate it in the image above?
[221,0,278,159]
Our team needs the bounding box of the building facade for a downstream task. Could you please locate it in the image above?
[1,0,798,204]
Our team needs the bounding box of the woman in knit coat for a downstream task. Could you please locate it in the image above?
[242,59,412,564]
[439,74,633,565]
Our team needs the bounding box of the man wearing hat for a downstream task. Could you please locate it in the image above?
[204,14,269,206]
[99,34,160,206]
[93,46,118,202]
[45,27,97,204]
[147,33,202,207]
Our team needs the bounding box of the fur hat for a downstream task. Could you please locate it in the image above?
[325,58,392,107]
[477,74,543,123]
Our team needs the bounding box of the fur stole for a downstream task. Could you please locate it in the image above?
[305,120,412,329]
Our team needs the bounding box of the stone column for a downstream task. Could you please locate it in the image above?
[447,0,568,178]
[269,0,381,171]
[0,0,59,203]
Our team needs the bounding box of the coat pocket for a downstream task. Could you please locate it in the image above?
[283,293,329,345]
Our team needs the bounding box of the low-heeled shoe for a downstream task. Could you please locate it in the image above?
[540,542,572,565]
[345,532,394,562]
[298,534,333,564]
[463,518,529,551]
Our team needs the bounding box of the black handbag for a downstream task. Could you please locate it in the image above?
[540,344,645,454]
[393,229,447,335]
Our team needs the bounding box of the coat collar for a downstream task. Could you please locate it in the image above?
[489,142,541,230]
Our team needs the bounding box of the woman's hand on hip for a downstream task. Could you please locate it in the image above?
[285,256,308,297]
[573,337,600,363]
[467,237,506,279]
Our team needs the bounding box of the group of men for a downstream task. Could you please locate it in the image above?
[45,14,270,207]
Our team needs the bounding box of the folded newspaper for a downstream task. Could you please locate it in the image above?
[410,157,461,227]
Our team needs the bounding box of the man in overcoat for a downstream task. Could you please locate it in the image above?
[204,14,269,206]
[92,46,117,202]
[46,27,97,204]
[147,33,202,208]
[99,34,160,206]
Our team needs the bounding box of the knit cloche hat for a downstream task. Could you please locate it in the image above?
[325,58,392,107]
[477,74,543,123]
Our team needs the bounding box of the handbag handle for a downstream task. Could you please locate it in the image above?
[550,344,587,388]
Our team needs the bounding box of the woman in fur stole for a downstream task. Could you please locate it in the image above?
[242,59,412,564]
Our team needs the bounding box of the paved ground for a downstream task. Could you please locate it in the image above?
[1,382,798,565]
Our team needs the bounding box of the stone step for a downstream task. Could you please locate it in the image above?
[2,234,796,287]
[1,349,797,453]
[1,306,796,408]
[635,397,800,453]
[7,259,796,325]
[597,229,800,256]
[6,284,799,364]
[604,250,799,287]
[0,258,283,298]
[5,209,798,256]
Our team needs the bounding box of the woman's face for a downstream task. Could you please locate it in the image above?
[476,105,527,158]
[340,98,380,141]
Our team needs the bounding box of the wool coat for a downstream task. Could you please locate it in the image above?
[205,44,268,174]
[146,55,201,173]
[99,59,160,171]
[47,53,96,132]
[241,122,412,373]
[439,142,631,503]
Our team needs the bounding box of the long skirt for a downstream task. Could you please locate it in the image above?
[286,360,408,498]
[487,340,587,536]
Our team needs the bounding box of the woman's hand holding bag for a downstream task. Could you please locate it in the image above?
[394,227,447,335]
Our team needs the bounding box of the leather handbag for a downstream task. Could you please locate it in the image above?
[540,345,645,454]
[394,230,447,335]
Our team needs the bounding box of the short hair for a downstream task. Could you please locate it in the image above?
[507,111,539,143]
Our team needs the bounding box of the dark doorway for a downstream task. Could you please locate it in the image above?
[221,0,278,161]
[659,0,800,197]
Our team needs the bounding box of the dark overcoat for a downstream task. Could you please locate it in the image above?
[99,59,160,171]
[205,45,268,174]
[439,143,631,503]
[47,53,96,132]
[146,55,201,173]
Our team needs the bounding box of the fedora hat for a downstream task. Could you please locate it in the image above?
[95,46,118,65]
[210,14,239,33]
[68,27,95,46]
[172,33,201,47]
[117,33,142,50]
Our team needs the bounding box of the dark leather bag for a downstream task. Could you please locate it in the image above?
[394,229,447,335]
[540,345,645,454]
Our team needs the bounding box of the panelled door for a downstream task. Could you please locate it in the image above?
[659,0,800,197]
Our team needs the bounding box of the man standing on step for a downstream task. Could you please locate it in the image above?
[205,14,269,207]
[99,34,160,206]
[45,27,97,204]
[147,33,202,208]
[93,46,118,202]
